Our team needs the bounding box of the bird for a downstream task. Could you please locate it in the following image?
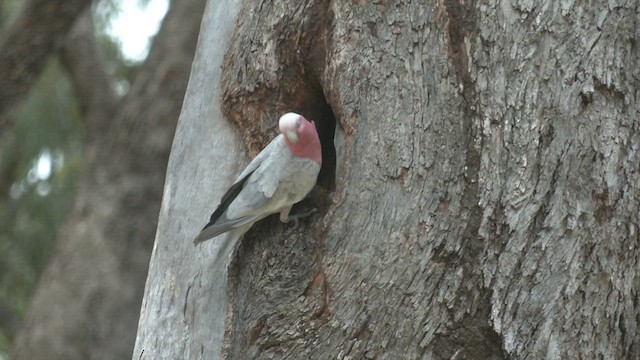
[194,112,322,263]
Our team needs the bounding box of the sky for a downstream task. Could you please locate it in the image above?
[105,0,170,62]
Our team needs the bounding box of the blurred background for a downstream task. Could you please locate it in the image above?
[0,0,203,358]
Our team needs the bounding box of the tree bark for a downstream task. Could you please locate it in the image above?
[0,0,91,133]
[11,0,207,359]
[133,1,245,358]
[137,0,639,359]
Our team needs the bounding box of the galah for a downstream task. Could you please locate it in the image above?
[194,112,322,263]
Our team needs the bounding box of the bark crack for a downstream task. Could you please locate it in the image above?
[434,0,508,358]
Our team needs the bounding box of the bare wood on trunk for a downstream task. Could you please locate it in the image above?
[132,1,245,358]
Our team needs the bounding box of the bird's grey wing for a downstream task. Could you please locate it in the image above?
[193,170,264,244]
[225,140,294,219]
[194,136,288,243]
[273,157,321,198]
[234,135,284,182]
[204,169,254,226]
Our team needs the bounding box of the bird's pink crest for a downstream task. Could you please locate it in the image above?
[278,112,322,165]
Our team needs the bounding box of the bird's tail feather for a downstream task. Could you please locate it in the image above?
[193,215,262,244]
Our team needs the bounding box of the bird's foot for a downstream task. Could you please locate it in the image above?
[284,208,318,232]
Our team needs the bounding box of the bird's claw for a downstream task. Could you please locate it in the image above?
[285,207,318,232]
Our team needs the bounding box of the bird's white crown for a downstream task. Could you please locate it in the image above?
[279,112,301,130]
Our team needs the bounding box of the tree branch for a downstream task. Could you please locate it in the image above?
[59,9,117,140]
[0,0,91,134]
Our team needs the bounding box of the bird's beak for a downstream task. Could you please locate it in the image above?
[286,130,298,144]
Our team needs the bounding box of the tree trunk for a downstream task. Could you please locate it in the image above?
[136,0,639,359]
[133,1,245,358]
[11,0,207,359]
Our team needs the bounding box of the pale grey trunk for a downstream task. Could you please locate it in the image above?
[135,0,639,359]
[133,1,244,359]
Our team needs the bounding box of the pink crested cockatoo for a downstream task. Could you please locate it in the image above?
[194,112,322,263]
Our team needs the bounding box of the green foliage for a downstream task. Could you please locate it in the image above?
[0,0,20,26]
[0,58,83,352]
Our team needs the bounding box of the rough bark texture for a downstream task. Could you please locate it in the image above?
[137,0,639,359]
[11,1,206,359]
[0,0,91,133]
[219,0,639,359]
